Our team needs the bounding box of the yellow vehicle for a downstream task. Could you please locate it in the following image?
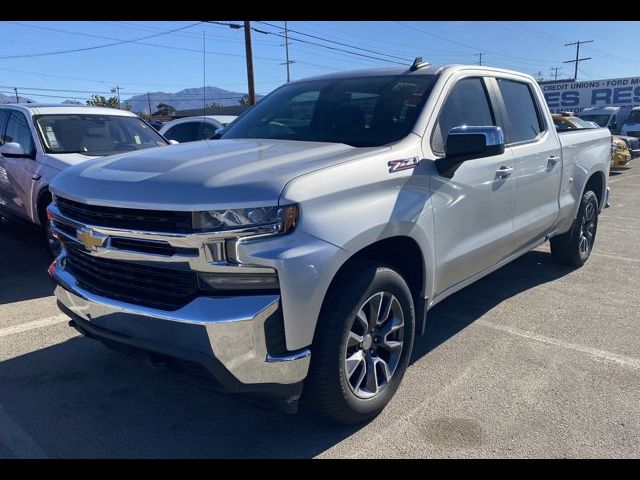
[552,113,632,169]
[611,136,632,168]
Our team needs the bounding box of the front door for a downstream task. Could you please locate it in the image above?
[429,76,516,295]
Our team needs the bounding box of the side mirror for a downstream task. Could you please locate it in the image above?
[211,128,226,140]
[168,139,179,145]
[435,126,505,177]
[0,142,33,159]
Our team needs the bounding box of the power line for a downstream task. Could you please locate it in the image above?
[0,22,203,60]
[395,21,563,65]
[255,20,411,63]
[206,21,408,66]
[5,21,284,63]
[563,40,593,81]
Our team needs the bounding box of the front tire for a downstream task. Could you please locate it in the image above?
[304,261,415,424]
[550,190,599,267]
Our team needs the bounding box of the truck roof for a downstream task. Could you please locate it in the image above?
[0,103,137,117]
[291,64,536,83]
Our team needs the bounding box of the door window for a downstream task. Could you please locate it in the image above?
[199,122,218,140]
[431,78,495,154]
[496,79,545,144]
[4,111,35,155]
[164,122,200,143]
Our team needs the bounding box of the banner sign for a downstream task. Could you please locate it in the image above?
[540,77,640,114]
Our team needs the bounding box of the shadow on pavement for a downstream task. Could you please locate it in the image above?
[0,217,55,305]
[412,249,573,362]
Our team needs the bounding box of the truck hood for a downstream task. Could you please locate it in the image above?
[50,139,386,210]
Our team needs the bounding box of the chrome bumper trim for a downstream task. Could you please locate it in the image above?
[52,255,310,385]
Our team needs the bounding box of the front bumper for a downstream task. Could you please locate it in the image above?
[51,254,311,404]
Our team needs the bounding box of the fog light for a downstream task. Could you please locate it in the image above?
[198,272,279,291]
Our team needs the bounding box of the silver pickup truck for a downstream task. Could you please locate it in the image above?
[48,62,611,424]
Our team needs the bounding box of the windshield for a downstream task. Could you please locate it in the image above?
[34,114,169,155]
[625,110,640,124]
[578,114,611,128]
[221,74,438,147]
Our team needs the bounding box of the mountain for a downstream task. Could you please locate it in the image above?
[0,92,35,104]
[122,86,250,114]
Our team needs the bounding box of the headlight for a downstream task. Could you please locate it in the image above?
[192,204,299,234]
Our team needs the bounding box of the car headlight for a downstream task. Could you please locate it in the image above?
[192,204,299,234]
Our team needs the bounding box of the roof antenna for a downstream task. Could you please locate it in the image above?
[410,57,429,71]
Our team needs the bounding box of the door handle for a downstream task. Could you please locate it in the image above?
[547,155,560,166]
[496,166,513,178]
[32,173,41,181]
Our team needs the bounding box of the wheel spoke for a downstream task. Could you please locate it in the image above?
[367,293,383,330]
[374,357,392,385]
[355,309,368,333]
[345,350,365,380]
[348,331,364,347]
[381,338,403,351]
[378,293,393,326]
[364,354,379,394]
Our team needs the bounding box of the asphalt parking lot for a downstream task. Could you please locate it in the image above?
[1,166,639,459]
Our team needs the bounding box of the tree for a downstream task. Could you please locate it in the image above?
[153,103,175,117]
[86,95,120,108]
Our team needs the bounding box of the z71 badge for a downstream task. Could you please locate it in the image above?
[388,157,420,173]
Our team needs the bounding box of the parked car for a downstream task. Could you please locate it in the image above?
[578,106,632,135]
[552,112,600,132]
[620,106,640,139]
[0,104,171,255]
[49,63,610,424]
[611,136,632,168]
[159,116,234,143]
[146,119,165,131]
[615,135,640,158]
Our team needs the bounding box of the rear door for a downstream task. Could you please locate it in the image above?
[429,75,516,295]
[0,110,37,219]
[493,77,562,250]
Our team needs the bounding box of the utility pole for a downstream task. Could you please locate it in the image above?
[147,92,152,115]
[563,40,593,81]
[282,21,294,83]
[243,20,256,106]
[111,86,121,108]
[550,66,562,81]
[14,87,19,103]
[475,53,483,66]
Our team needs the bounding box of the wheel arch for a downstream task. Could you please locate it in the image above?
[320,235,430,336]
[35,186,52,226]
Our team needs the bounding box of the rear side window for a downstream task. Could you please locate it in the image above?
[164,122,200,143]
[431,77,495,155]
[497,79,544,144]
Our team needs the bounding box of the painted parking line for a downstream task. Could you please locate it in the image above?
[0,315,69,339]
[477,320,640,370]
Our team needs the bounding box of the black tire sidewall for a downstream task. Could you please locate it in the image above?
[574,191,599,264]
[312,263,415,421]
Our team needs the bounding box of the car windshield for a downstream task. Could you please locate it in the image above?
[34,114,169,155]
[625,110,640,123]
[221,74,438,147]
[578,114,611,128]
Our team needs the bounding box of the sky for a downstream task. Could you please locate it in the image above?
[0,20,639,105]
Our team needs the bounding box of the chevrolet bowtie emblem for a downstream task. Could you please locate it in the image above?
[76,227,107,252]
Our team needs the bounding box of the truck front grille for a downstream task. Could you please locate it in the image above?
[56,196,193,233]
[65,244,198,310]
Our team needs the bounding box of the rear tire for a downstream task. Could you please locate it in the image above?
[303,261,415,425]
[550,190,599,267]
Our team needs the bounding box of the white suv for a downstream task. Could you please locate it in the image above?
[0,104,170,254]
